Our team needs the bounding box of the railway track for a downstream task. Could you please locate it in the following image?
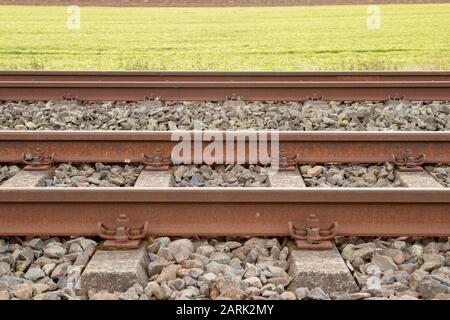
[0,71,449,251]
[1,71,450,101]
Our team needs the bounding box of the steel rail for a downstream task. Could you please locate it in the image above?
[0,131,449,164]
[0,188,448,237]
[1,80,450,101]
[1,71,450,82]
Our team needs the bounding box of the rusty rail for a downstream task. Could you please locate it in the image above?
[0,71,449,101]
[0,188,448,237]
[0,131,449,164]
[1,71,450,82]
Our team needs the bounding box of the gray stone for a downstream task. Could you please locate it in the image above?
[144,281,160,297]
[51,262,71,279]
[410,244,424,257]
[211,276,244,300]
[44,245,67,259]
[42,263,56,276]
[242,276,262,289]
[307,287,330,300]
[350,247,374,261]
[66,265,83,290]
[382,248,405,265]
[419,280,448,299]
[366,275,383,297]
[421,253,445,271]
[294,287,309,300]
[372,253,398,271]
[154,283,172,300]
[90,291,119,300]
[26,238,46,250]
[189,268,204,279]
[432,274,450,287]
[280,291,296,300]
[24,267,45,281]
[198,272,217,282]
[330,291,350,300]
[79,248,148,294]
[179,286,200,298]
[18,247,35,263]
[168,278,185,291]
[210,252,231,265]
[120,287,140,300]
[147,260,169,277]
[12,283,33,300]
[0,290,10,300]
[433,293,450,300]
[0,262,10,276]
[156,264,181,283]
[31,283,50,295]
[409,269,431,289]
[196,245,215,257]
[167,239,194,263]
[244,264,259,278]
[288,247,358,294]
[182,259,204,269]
[279,247,289,261]
[348,292,371,300]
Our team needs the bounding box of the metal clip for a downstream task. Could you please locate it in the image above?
[22,148,54,171]
[393,149,425,172]
[61,94,79,101]
[98,214,148,249]
[289,214,338,250]
[226,94,243,101]
[274,146,298,171]
[306,95,324,102]
[142,148,171,171]
[388,94,405,102]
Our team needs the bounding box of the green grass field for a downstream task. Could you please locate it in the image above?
[0,4,449,70]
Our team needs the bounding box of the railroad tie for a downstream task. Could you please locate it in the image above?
[134,170,173,188]
[0,170,53,188]
[396,171,444,188]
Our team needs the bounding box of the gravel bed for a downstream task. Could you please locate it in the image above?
[172,164,269,187]
[1,236,449,300]
[0,165,20,185]
[0,100,448,131]
[0,236,97,300]
[425,164,450,187]
[44,163,143,187]
[336,237,450,300]
[299,163,401,187]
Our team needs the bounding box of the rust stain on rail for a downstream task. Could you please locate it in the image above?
[0,75,449,101]
[1,71,450,82]
[0,131,449,164]
[0,188,448,237]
